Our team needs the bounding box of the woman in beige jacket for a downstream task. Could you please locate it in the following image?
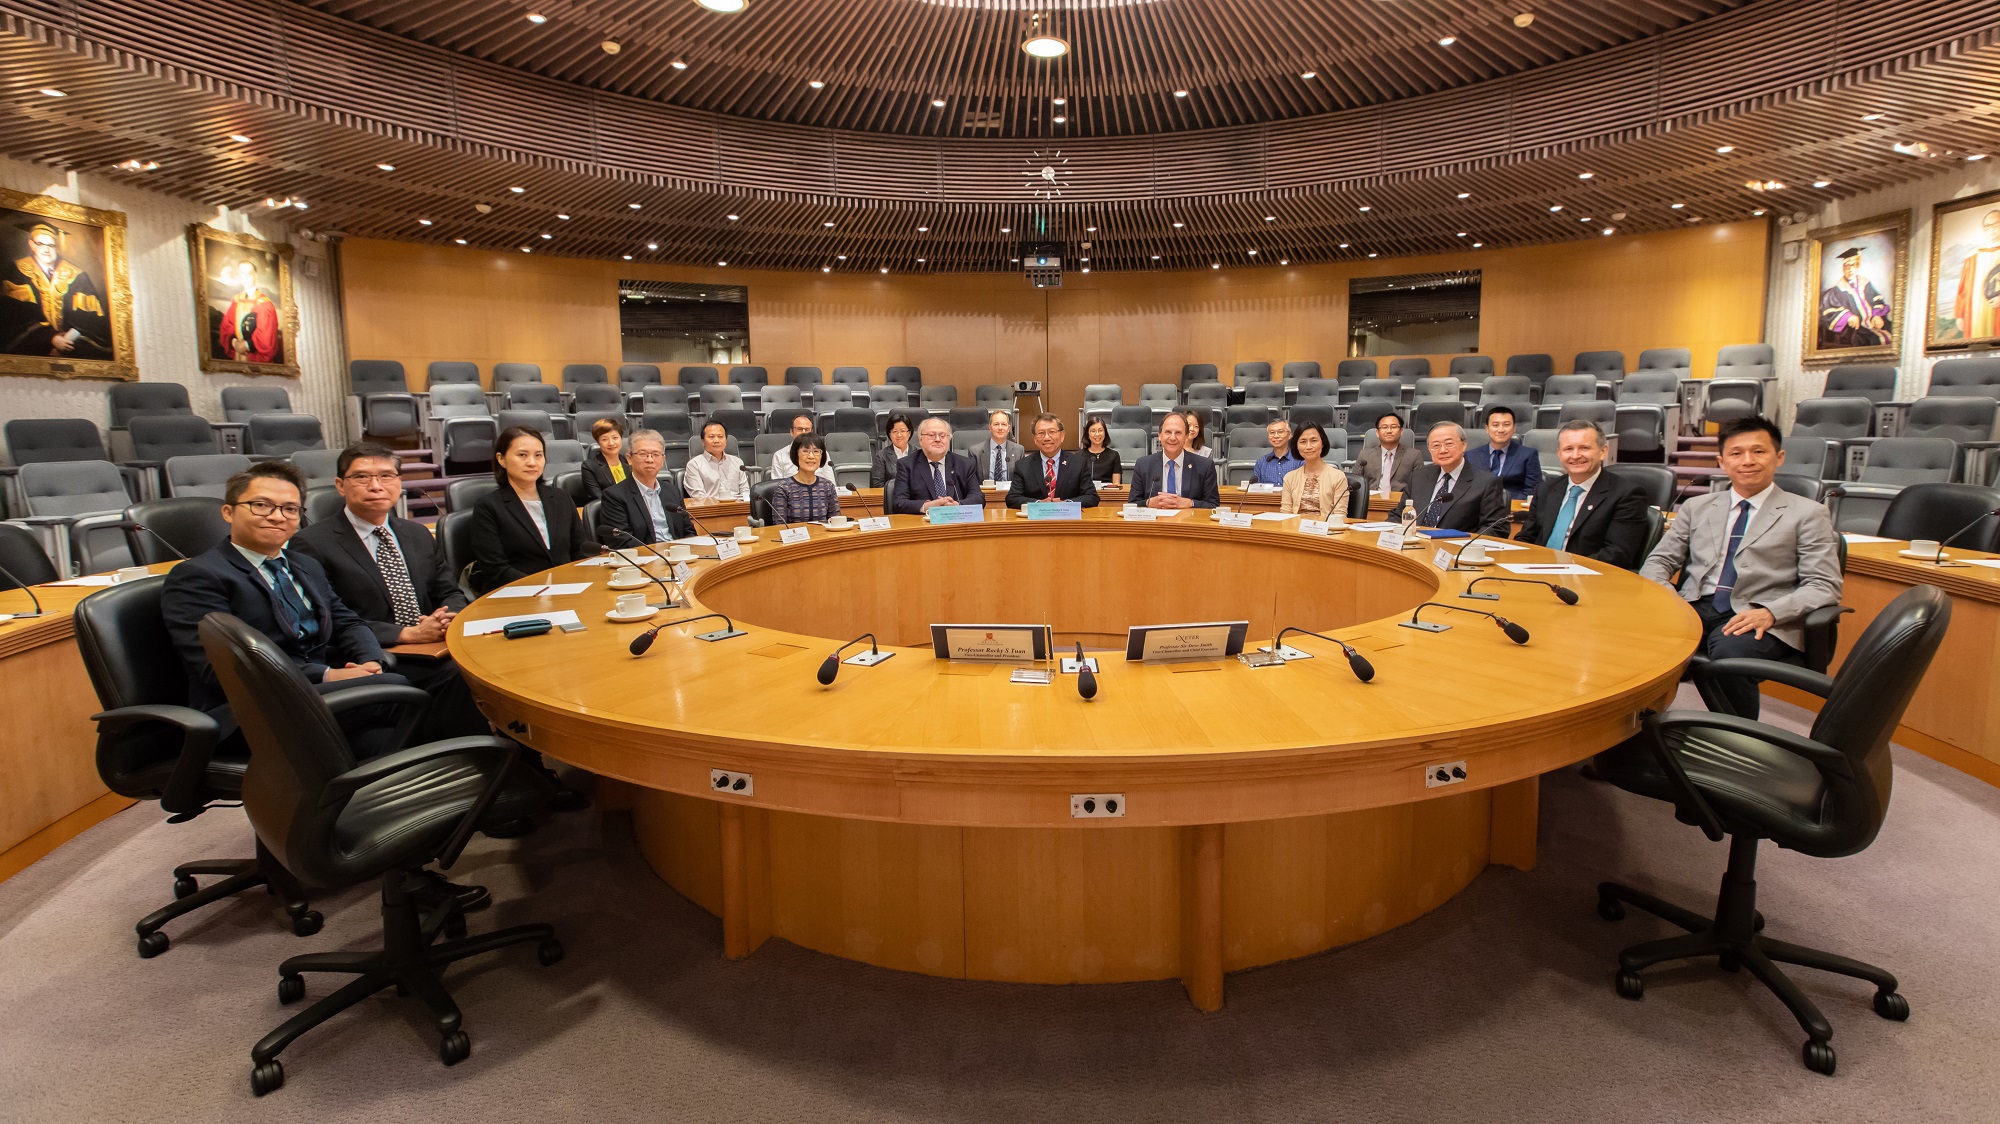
[1279,422,1351,518]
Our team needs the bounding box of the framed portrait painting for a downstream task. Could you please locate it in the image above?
[1802,211,1909,366]
[0,188,137,380]
[1925,190,2000,354]
[190,225,299,378]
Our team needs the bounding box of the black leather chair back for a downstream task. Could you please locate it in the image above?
[750,479,782,527]
[438,509,476,593]
[0,522,59,588]
[73,576,218,805]
[1877,482,2000,552]
[304,486,343,526]
[1806,585,1950,856]
[447,477,499,512]
[1606,464,1676,511]
[125,496,227,562]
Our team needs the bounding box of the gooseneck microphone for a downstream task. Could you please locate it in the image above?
[1923,507,2000,566]
[817,633,881,684]
[111,520,187,561]
[1407,602,1531,644]
[0,560,47,621]
[1074,641,1098,699]
[1462,576,1580,604]
[604,532,680,608]
[1274,626,1375,682]
[630,612,738,656]
[1446,531,1489,571]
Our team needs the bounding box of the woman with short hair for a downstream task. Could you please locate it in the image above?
[769,433,842,525]
[581,416,630,501]
[469,425,600,593]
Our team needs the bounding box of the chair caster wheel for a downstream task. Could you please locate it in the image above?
[1596,896,1625,922]
[537,938,565,967]
[277,974,305,1005]
[137,931,170,959]
[172,876,198,900]
[1718,953,1741,973]
[439,1030,470,1066]
[291,911,323,938]
[1874,990,1910,1021]
[444,913,467,942]
[251,1060,285,1096]
[1802,1039,1836,1076]
[1614,969,1644,1000]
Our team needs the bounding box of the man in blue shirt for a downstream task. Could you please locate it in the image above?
[1249,418,1301,486]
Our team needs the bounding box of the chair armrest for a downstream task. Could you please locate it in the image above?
[326,733,515,797]
[323,681,430,752]
[1801,604,1854,673]
[1692,656,1837,700]
[1823,482,1904,501]
[1648,709,1853,779]
[92,703,223,815]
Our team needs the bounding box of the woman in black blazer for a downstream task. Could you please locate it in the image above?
[580,417,632,501]
[470,426,601,594]
[870,411,918,489]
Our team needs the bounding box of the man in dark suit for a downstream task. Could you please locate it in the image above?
[291,442,489,746]
[1128,411,1221,509]
[592,428,695,546]
[891,416,983,514]
[1394,422,1509,533]
[161,460,410,760]
[1005,413,1100,509]
[1516,420,1651,569]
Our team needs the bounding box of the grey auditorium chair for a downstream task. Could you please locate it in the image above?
[1139,383,1179,422]
[1825,438,1958,534]
[1411,400,1463,435]
[677,367,722,412]
[1791,397,1874,472]
[1449,355,1495,379]
[760,384,804,417]
[1354,379,1402,405]
[1591,584,1947,1076]
[649,413,694,465]
[303,486,343,527]
[1770,438,1839,498]
[1387,358,1431,402]
[1604,463,1676,512]
[125,415,219,497]
[1222,427,1267,485]
[571,383,624,419]
[1504,354,1555,401]
[1108,404,1154,434]
[349,360,420,443]
[950,430,985,456]
[1179,363,1219,391]
[946,406,990,433]
[1334,359,1377,404]
[1902,396,2000,482]
[1234,361,1273,383]
[0,522,58,588]
[427,384,497,473]
[1185,382,1229,416]
[919,385,958,414]
[1926,356,2000,399]
[1243,381,1288,411]
[436,509,478,598]
[1344,400,1399,441]
[1413,377,1461,407]
[541,441,585,488]
[764,407,811,436]
[427,361,481,387]
[247,414,326,457]
[220,385,291,423]
[831,366,870,388]
[1477,376,1534,426]
[883,365,921,389]
[824,432,875,489]
[15,460,136,574]
[748,434,791,483]
[824,408,877,438]
[1705,344,1773,427]
[1109,427,1148,470]
[561,363,607,387]
[784,366,824,388]
[1535,375,1599,430]
[289,449,341,492]
[1825,365,1897,405]
[197,614,559,1097]
[1877,482,2000,552]
[1638,347,1694,381]
[1289,403,1336,430]
[1616,372,1681,461]
[165,454,251,500]
[124,495,227,562]
[618,363,663,411]
[1521,429,1561,477]
[490,362,542,394]
[1281,361,1321,385]
[108,382,193,430]
[1294,378,1338,406]
[975,384,1014,412]
[1224,404,1272,429]
[710,408,759,446]
[868,384,910,419]
[446,477,499,513]
[493,409,553,441]
[728,365,769,390]
[641,384,692,418]
[1572,351,1626,397]
[700,384,746,414]
[505,380,562,412]
[1558,402,1616,445]
[1081,383,1124,431]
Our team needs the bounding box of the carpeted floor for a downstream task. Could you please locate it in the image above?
[2,687,1997,1123]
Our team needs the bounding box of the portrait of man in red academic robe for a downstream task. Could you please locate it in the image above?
[192,226,296,376]
[217,258,283,364]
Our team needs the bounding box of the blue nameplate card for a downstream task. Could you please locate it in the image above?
[1020,501,1083,521]
[927,504,985,525]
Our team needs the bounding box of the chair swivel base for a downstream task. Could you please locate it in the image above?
[135,843,320,958]
[249,867,561,1097]
[1596,834,1908,1076]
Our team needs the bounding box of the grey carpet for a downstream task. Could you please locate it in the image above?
[2,686,1997,1123]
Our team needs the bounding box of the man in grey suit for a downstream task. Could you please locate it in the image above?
[1354,412,1418,499]
[1641,416,1842,719]
[969,410,1025,484]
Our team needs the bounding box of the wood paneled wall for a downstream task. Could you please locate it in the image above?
[341,221,1767,430]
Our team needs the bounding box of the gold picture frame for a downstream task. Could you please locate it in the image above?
[1801,210,1909,366]
[189,224,299,378]
[0,187,137,380]
[1924,189,2000,354]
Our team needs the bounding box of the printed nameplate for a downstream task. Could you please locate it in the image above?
[778,526,810,545]
[1020,501,1084,521]
[926,503,985,526]
[713,537,742,560]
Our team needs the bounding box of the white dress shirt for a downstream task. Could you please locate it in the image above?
[1695,482,1775,598]
[682,451,749,500]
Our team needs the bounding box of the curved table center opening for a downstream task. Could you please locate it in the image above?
[690,520,1441,649]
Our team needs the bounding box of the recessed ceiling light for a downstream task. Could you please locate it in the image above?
[114,159,160,172]
[629,202,642,209]
[1367,252,1378,258]
[646,242,659,250]
[1971,154,1990,162]
[1456,192,1471,200]
[418,218,433,226]
[539,232,552,239]
[228,133,252,143]
[1174,90,1189,98]
[601,40,620,54]
[1514,13,1534,28]
[837,254,847,260]
[509,186,525,193]
[1022,35,1069,59]
[1301,71,1317,79]
[1577,172,1594,179]
[823,221,835,227]
[556,212,570,220]
[623,254,634,260]
[808,80,824,89]
[1358,205,1371,212]
[1601,227,1614,236]
[1580,216,1593,223]
[1670,202,1684,209]
[475,203,493,214]
[1080,267,1090,273]
[1862,113,1886,121]
[1151,254,1161,260]
[1549,205,1563,212]
[520,246,532,252]
[879,267,889,273]
[454,238,468,244]
[1456,232,1467,237]
[1011,257,1020,262]
[1611,211,1626,220]
[698,0,747,11]
[526,12,547,23]
[670,60,688,70]
[1279,259,1289,265]
[1715,145,1735,153]
[931,98,946,108]
[716,260,727,266]
[1338,242,1350,249]
[1080,257,1089,262]
[821,266,831,272]
[1001,226,1012,233]
[1264,215,1276,222]
[38,87,64,97]
[1472,241,1484,247]
[376,163,395,171]
[1752,209,1767,216]
[1053,97,1067,106]
[1812,179,1832,188]
[917,257,926,262]
[1247,249,1258,255]
[1053,115,1066,123]
[726,214,739,221]
[1173,221,1186,229]
[1211,263,1220,269]
[1438,36,1456,47]
[917,225,929,232]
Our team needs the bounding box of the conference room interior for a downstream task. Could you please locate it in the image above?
[3,0,1999,1118]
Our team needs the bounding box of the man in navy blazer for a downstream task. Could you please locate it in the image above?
[890,416,984,514]
[1128,411,1221,509]
[161,460,410,759]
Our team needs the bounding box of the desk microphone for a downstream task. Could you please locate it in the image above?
[1408,602,1530,644]
[604,532,681,608]
[0,560,47,621]
[1921,507,2000,566]
[630,612,738,656]
[1462,576,1580,604]
[817,633,882,684]
[1074,641,1098,699]
[1446,531,1489,571]
[1274,626,1375,682]
[110,519,187,561]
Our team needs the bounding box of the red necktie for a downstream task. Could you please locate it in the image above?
[1045,455,1058,499]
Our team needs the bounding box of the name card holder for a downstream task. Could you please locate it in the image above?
[1020,501,1084,521]
[858,516,891,532]
[713,537,742,561]
[930,624,1052,662]
[778,526,811,545]
[1219,511,1254,529]
[1377,531,1408,551]
[927,504,985,526]
[1124,621,1250,662]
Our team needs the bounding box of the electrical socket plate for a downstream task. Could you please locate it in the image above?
[844,650,895,667]
[1424,761,1468,788]
[1400,620,1451,633]
[709,768,755,796]
[1070,793,1125,818]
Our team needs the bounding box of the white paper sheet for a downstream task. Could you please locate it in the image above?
[1498,563,1599,576]
[1842,534,1894,543]
[487,582,593,599]
[1961,559,2000,569]
[463,610,582,636]
[1350,521,1403,532]
[1252,512,1298,521]
[45,575,119,587]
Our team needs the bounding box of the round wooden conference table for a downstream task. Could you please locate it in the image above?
[448,506,1701,1010]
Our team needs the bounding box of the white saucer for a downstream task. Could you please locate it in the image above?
[607,576,657,590]
[823,521,859,532]
[1898,549,1948,560]
[604,606,659,623]
[1451,557,1498,566]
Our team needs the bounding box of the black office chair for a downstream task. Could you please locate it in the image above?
[1640,507,1666,559]
[1605,464,1676,512]
[124,496,227,563]
[0,522,59,588]
[437,509,477,599]
[197,613,560,1096]
[73,577,320,957]
[446,477,499,512]
[303,485,343,527]
[1591,584,1948,1075]
[1876,482,2000,552]
[749,478,783,527]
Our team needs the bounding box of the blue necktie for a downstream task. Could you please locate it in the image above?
[1546,484,1585,550]
[993,445,1004,481]
[264,556,319,641]
[932,460,946,499]
[1712,500,1752,613]
[1166,457,1179,497]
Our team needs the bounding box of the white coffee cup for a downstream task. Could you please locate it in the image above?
[1328,514,1347,528]
[1911,538,1942,556]
[613,565,644,586]
[615,592,649,617]
[827,515,853,527]
[1211,505,1232,520]
[116,565,150,583]
[1460,544,1489,564]
[733,526,758,542]
[666,544,696,562]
